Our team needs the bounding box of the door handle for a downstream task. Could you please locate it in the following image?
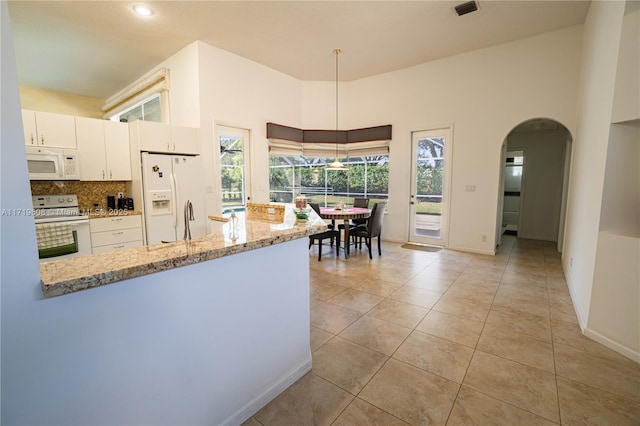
[410,201,415,205]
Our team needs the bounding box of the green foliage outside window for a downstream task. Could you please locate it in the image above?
[269,156,389,206]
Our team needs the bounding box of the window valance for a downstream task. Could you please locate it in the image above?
[102,68,170,119]
[267,122,391,158]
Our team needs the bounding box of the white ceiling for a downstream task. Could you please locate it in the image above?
[8,1,590,100]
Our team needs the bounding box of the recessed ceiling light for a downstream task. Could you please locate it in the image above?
[133,4,154,17]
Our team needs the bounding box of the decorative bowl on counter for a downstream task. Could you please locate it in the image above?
[293,206,312,221]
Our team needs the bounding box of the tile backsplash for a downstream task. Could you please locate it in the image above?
[30,181,128,211]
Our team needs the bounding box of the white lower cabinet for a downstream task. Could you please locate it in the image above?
[90,215,143,254]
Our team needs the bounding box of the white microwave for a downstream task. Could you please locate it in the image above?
[26,147,80,180]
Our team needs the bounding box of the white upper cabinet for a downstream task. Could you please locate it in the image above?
[170,125,200,155]
[76,117,131,181]
[130,120,200,155]
[22,109,77,149]
[104,121,132,180]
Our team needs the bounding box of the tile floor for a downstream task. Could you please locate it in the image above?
[245,236,640,425]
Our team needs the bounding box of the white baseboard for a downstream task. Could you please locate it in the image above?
[583,327,640,363]
[446,245,496,256]
[562,268,588,329]
[563,265,639,364]
[220,357,312,426]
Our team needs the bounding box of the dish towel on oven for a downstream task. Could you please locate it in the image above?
[35,223,75,250]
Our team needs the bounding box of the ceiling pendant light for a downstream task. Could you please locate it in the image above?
[327,49,347,171]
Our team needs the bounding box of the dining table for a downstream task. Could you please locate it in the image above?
[319,207,371,258]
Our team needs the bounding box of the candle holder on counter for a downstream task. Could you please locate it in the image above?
[295,194,308,209]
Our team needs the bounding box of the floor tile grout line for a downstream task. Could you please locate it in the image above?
[437,245,515,425]
[445,244,511,425]
[448,384,562,425]
[306,239,596,426]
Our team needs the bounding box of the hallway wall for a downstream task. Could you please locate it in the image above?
[507,128,568,242]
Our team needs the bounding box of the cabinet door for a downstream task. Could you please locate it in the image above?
[34,111,77,148]
[22,110,38,145]
[76,117,107,181]
[172,125,200,155]
[104,121,131,180]
[91,227,143,247]
[136,120,173,153]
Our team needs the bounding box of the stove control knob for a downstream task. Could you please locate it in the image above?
[58,198,65,203]
[67,197,73,202]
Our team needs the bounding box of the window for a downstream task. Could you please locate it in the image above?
[219,126,250,210]
[109,94,161,123]
[269,155,389,207]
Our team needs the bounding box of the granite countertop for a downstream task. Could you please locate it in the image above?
[40,204,326,298]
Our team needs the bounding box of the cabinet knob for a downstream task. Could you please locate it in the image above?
[40,135,45,145]
[109,170,113,179]
[102,170,105,179]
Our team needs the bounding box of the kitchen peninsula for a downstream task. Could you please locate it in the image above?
[36,203,326,425]
[41,203,326,297]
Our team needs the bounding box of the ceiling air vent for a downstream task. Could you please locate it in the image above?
[455,1,478,16]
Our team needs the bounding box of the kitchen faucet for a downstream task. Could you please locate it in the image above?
[183,200,194,241]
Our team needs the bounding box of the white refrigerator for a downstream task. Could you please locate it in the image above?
[141,152,207,245]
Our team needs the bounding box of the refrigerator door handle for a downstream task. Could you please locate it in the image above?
[170,172,178,228]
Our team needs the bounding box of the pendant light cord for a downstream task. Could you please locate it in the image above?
[334,48,341,159]
[335,49,339,133]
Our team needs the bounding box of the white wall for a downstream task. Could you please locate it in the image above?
[0,5,45,422]
[301,26,583,253]
[507,129,568,242]
[2,237,312,425]
[196,41,303,216]
[611,9,640,124]
[162,41,201,128]
[2,12,312,422]
[562,1,625,327]
[599,122,640,237]
[590,232,640,360]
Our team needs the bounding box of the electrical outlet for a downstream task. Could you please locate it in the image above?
[117,192,124,199]
[570,257,574,267]
[481,235,487,242]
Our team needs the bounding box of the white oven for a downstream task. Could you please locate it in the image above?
[32,195,91,263]
[26,147,79,180]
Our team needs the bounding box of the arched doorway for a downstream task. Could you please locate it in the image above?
[495,118,573,252]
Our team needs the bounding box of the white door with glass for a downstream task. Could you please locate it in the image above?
[409,127,452,246]
[218,125,251,211]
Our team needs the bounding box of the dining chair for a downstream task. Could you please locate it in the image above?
[337,197,370,244]
[308,203,341,261]
[351,201,386,259]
